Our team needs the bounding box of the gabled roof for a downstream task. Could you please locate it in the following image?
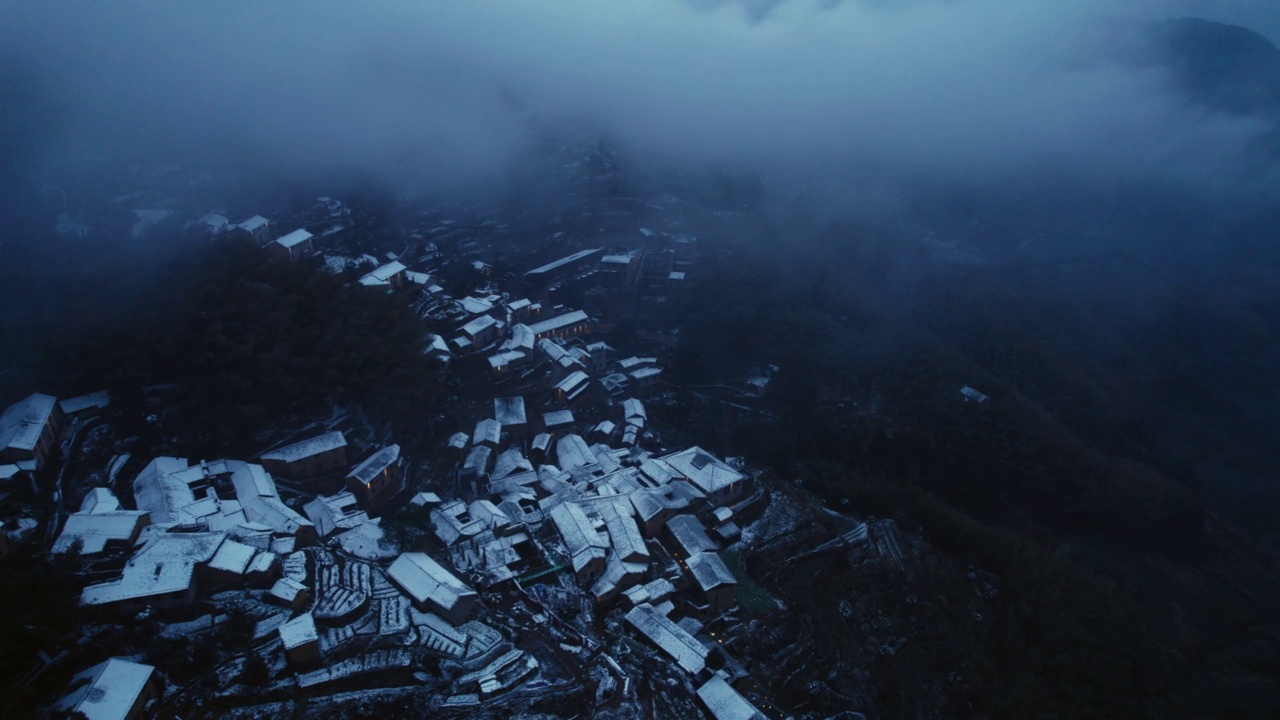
[686,551,737,593]
[542,409,575,428]
[279,611,319,649]
[661,446,746,495]
[697,675,765,720]
[56,658,155,720]
[525,248,602,276]
[473,418,501,447]
[548,502,607,571]
[0,393,58,454]
[528,310,589,337]
[624,603,708,675]
[81,532,226,606]
[555,434,596,471]
[386,552,477,617]
[276,228,313,248]
[348,445,400,484]
[236,215,269,231]
[667,514,718,556]
[261,431,347,463]
[461,314,499,338]
[358,261,407,286]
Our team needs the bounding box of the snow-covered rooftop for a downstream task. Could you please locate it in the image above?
[56,657,155,720]
[276,228,313,249]
[525,248,602,276]
[697,674,765,720]
[279,611,319,649]
[461,314,499,338]
[236,215,269,231]
[0,392,58,454]
[261,431,346,463]
[667,514,719,556]
[207,538,258,574]
[624,603,709,675]
[473,418,501,447]
[542,410,575,428]
[81,532,226,606]
[686,551,737,592]
[358,261,407,286]
[494,396,527,426]
[528,310,589,337]
[555,434,596,471]
[661,446,746,495]
[53,509,148,555]
[59,391,110,416]
[348,445,400,485]
[386,552,477,618]
[549,502,607,571]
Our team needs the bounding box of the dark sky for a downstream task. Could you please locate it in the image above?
[0,0,1275,190]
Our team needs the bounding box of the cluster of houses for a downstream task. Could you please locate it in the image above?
[10,210,779,717]
[428,391,768,718]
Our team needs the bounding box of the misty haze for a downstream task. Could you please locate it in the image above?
[2,1,1279,718]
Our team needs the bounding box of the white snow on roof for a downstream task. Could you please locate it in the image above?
[237,215,269,231]
[447,432,470,450]
[538,338,568,362]
[459,296,495,315]
[261,431,346,463]
[207,538,258,574]
[270,576,308,604]
[502,324,535,352]
[0,392,57,454]
[461,314,499,337]
[53,510,148,554]
[278,612,319,649]
[494,397,527,426]
[667,514,718,556]
[131,457,312,538]
[276,228,313,248]
[81,487,121,513]
[528,310,589,337]
[488,350,525,370]
[555,434,595,471]
[549,502,607,571]
[57,657,154,720]
[358,261,407,285]
[531,433,552,454]
[542,410,575,428]
[697,675,764,720]
[661,446,746,495]
[302,491,366,538]
[624,603,709,675]
[386,552,477,615]
[525,248,602,276]
[473,418,501,447]
[600,498,648,563]
[59,391,110,416]
[554,371,590,395]
[622,398,647,421]
[686,551,737,592]
[462,445,491,476]
[81,532,226,606]
[348,445,400,484]
[623,577,676,607]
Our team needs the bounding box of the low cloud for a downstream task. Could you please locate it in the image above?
[0,0,1272,190]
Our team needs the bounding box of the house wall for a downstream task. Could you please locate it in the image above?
[286,640,322,666]
[704,584,735,615]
